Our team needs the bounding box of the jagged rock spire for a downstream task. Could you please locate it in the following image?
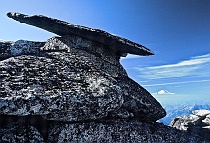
[7,12,154,56]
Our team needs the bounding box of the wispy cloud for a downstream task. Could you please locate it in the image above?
[134,53,210,79]
[143,79,210,87]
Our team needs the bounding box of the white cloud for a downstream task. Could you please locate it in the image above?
[134,53,210,79]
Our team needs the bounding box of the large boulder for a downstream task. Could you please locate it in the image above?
[0,35,165,122]
[0,37,124,122]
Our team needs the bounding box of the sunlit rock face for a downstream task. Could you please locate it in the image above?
[1,12,204,142]
[170,110,210,142]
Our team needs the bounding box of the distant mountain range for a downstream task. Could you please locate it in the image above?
[152,90,175,95]
[159,103,210,125]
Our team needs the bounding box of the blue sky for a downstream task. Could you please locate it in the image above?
[0,0,210,105]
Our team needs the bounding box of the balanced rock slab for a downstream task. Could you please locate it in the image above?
[7,12,154,56]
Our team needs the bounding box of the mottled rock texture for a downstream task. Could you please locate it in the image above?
[48,120,202,143]
[0,36,165,122]
[0,121,44,143]
[170,110,210,142]
[111,77,166,122]
[0,40,44,61]
[0,37,123,122]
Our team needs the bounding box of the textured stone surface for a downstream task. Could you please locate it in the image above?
[41,36,127,77]
[7,12,154,56]
[170,110,210,142]
[0,36,165,122]
[110,77,166,121]
[0,122,44,143]
[0,40,44,61]
[48,119,202,143]
[0,54,123,122]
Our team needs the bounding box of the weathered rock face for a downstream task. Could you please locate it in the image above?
[48,120,202,143]
[0,12,202,142]
[0,35,165,122]
[0,121,45,143]
[0,40,44,61]
[111,77,166,121]
[170,110,210,142]
[0,37,123,122]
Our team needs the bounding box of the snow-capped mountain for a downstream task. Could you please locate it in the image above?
[153,90,175,95]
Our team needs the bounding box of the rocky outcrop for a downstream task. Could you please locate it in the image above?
[0,35,164,122]
[0,12,202,142]
[170,110,210,142]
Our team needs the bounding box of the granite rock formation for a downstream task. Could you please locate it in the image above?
[0,12,203,142]
[0,35,164,122]
[170,110,210,142]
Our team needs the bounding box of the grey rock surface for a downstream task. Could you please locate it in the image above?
[0,40,44,61]
[7,12,154,56]
[0,44,123,122]
[48,119,202,143]
[0,35,165,122]
[41,36,127,77]
[170,109,210,142]
[110,77,166,121]
[0,122,44,143]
